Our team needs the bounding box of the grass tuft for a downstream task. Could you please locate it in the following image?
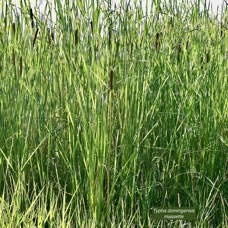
[0,0,227,227]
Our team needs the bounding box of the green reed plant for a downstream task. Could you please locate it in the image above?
[0,0,227,227]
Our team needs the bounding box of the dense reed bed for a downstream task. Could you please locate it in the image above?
[0,0,227,227]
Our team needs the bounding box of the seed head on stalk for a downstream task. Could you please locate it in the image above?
[29,8,35,28]
[19,56,22,77]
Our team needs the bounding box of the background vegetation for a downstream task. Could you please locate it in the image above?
[0,0,227,227]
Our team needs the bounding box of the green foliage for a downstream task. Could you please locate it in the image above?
[0,0,227,227]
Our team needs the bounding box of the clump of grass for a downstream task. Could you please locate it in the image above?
[0,0,227,227]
